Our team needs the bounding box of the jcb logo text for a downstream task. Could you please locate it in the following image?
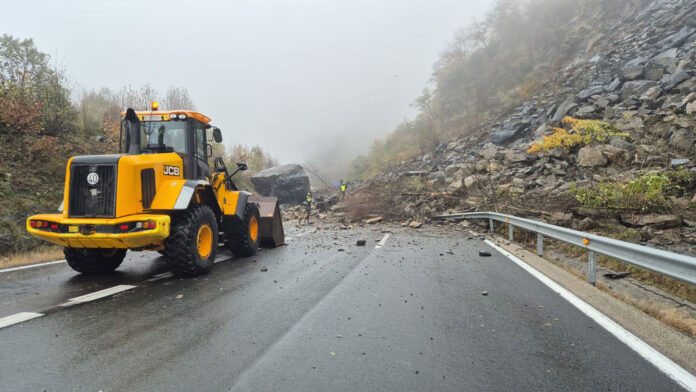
[163,165,180,176]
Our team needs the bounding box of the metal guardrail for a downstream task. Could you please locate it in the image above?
[433,211,696,286]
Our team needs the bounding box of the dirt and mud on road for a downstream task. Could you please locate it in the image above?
[1,215,695,391]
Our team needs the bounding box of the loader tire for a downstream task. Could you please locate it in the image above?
[163,205,218,277]
[63,247,126,274]
[228,202,260,257]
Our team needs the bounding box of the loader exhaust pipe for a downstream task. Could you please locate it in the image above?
[123,108,141,155]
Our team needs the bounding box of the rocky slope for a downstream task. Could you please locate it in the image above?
[351,0,696,255]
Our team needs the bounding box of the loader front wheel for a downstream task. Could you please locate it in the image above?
[228,202,260,257]
[164,205,218,277]
[63,247,126,274]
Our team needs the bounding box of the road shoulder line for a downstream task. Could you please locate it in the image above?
[60,285,137,307]
[486,239,696,392]
[0,259,66,273]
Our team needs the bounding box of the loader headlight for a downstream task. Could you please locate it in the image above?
[178,114,187,120]
[169,113,178,120]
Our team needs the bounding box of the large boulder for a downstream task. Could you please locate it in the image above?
[551,95,577,122]
[490,122,529,145]
[670,128,695,150]
[250,164,310,204]
[577,146,608,167]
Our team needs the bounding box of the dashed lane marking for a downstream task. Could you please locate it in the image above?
[486,239,696,392]
[0,312,44,329]
[59,285,136,307]
[0,259,66,273]
[375,233,391,249]
[147,272,174,282]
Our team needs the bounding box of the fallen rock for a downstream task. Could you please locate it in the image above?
[364,216,383,224]
[504,150,533,163]
[668,70,690,90]
[604,272,631,280]
[356,239,366,246]
[670,129,695,150]
[687,101,696,115]
[447,179,464,191]
[577,145,608,167]
[636,214,682,228]
[578,85,605,100]
[491,123,529,145]
[609,136,636,151]
[409,221,423,228]
[444,164,464,177]
[601,145,631,166]
[427,171,446,181]
[548,212,572,226]
[464,175,477,188]
[250,164,310,204]
[478,251,491,257]
[621,58,646,80]
[260,267,268,272]
[481,290,488,296]
[622,80,658,97]
[671,158,690,167]
[551,95,577,122]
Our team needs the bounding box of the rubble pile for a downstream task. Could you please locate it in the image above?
[351,0,696,253]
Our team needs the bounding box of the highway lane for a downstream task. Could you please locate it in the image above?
[0,224,689,391]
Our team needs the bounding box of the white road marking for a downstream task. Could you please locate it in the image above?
[485,239,696,392]
[214,255,231,264]
[0,259,66,273]
[147,272,174,282]
[0,312,44,329]
[375,233,391,249]
[60,285,136,307]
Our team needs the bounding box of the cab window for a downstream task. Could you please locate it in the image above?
[195,123,206,159]
[139,121,187,154]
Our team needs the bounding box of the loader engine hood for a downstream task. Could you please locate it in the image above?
[64,153,184,218]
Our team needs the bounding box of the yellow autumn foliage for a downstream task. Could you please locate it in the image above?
[528,117,628,153]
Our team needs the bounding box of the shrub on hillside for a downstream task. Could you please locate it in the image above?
[528,117,628,153]
[570,171,696,212]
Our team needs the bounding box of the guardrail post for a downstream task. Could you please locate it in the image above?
[489,218,494,233]
[588,251,597,286]
[537,233,543,256]
[508,224,514,241]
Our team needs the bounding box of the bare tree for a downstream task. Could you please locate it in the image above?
[117,84,158,111]
[162,86,196,110]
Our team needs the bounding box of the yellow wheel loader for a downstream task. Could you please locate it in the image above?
[26,104,284,276]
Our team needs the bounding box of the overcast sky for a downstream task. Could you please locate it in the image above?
[6,0,492,170]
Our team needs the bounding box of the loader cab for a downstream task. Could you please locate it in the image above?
[120,106,219,181]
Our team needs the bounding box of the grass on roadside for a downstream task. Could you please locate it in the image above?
[500,228,696,337]
[0,245,64,269]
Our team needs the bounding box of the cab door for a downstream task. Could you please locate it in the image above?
[192,120,210,180]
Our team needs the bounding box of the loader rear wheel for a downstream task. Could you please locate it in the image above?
[63,247,126,275]
[164,205,218,277]
[228,202,260,257]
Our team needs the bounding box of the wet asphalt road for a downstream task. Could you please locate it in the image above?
[0,224,687,391]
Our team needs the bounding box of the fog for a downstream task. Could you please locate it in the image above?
[6,0,492,174]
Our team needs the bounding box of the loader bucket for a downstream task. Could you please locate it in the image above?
[249,196,285,247]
